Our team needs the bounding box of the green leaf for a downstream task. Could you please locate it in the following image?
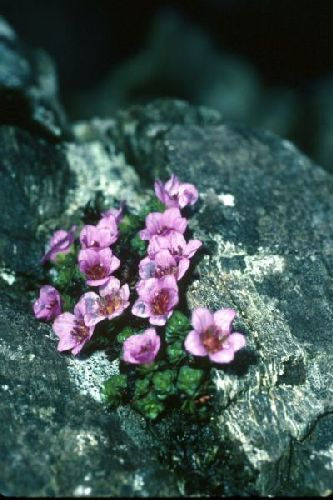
[166,341,186,364]
[177,366,204,397]
[165,310,191,343]
[139,198,165,218]
[101,374,127,406]
[116,326,134,344]
[136,362,159,376]
[134,378,151,399]
[133,394,165,420]
[130,234,147,257]
[152,370,176,400]
[118,214,142,238]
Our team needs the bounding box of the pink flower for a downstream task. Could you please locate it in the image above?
[96,213,119,244]
[155,174,199,209]
[82,277,130,327]
[184,307,246,364]
[139,249,189,281]
[102,204,124,225]
[80,224,115,249]
[41,225,76,263]
[52,296,95,355]
[33,285,62,321]
[132,275,179,325]
[122,328,160,365]
[78,247,120,286]
[148,232,202,262]
[139,208,187,241]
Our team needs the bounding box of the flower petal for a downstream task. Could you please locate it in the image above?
[192,307,214,333]
[99,276,120,297]
[213,308,236,335]
[185,239,202,258]
[148,235,170,256]
[131,299,149,318]
[177,258,190,280]
[53,313,76,339]
[178,183,199,208]
[149,314,169,326]
[209,348,235,364]
[184,330,207,356]
[228,332,246,352]
[139,256,156,279]
[154,179,166,205]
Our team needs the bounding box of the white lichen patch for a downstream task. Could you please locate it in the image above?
[0,268,16,285]
[73,485,92,496]
[244,254,285,281]
[64,141,144,217]
[74,430,99,455]
[133,472,145,491]
[217,193,235,206]
[212,235,247,259]
[67,351,119,402]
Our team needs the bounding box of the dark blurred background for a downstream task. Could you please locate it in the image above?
[2,0,333,170]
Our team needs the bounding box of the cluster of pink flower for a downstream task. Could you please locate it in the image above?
[124,175,201,363]
[33,174,245,365]
[34,207,130,355]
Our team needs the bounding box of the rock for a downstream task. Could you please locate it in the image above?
[0,296,178,497]
[106,100,333,496]
[0,16,68,140]
[0,126,72,284]
[1,77,333,495]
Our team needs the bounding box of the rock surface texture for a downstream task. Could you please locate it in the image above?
[1,18,333,498]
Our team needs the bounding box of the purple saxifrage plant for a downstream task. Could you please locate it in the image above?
[33,285,62,321]
[184,307,246,363]
[122,328,160,365]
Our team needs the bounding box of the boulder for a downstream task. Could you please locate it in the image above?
[0,296,178,497]
[0,16,68,140]
[107,100,333,496]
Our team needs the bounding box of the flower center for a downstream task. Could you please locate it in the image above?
[138,341,152,355]
[151,289,170,315]
[45,298,57,310]
[155,264,178,278]
[157,225,169,236]
[201,325,227,354]
[71,320,89,342]
[99,293,122,316]
[86,263,106,280]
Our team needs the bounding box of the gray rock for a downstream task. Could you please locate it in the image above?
[0,296,178,497]
[1,91,333,495]
[0,126,73,283]
[107,100,333,496]
[0,16,68,140]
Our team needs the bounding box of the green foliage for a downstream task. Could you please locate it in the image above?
[51,250,85,297]
[116,326,135,344]
[136,362,159,377]
[165,310,191,343]
[61,293,76,313]
[177,366,204,396]
[130,234,147,257]
[118,214,142,239]
[166,340,186,364]
[133,394,165,420]
[134,378,151,399]
[138,198,165,218]
[101,374,127,406]
[152,370,176,400]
